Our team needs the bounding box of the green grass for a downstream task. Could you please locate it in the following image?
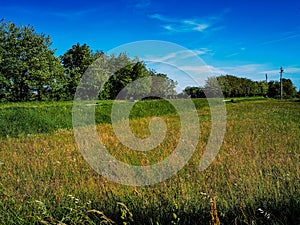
[0,98,210,138]
[0,98,299,224]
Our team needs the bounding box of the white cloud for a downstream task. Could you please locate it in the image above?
[193,24,209,32]
[148,9,229,33]
[225,52,239,58]
[220,64,266,75]
[180,65,225,76]
[149,13,211,33]
[260,28,300,46]
[149,13,173,22]
[146,49,212,62]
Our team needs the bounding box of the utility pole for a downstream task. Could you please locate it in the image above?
[280,67,284,100]
[265,73,268,83]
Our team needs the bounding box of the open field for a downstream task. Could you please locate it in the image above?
[0,98,299,224]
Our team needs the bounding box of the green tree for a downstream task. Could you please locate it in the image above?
[102,59,149,100]
[217,76,232,98]
[282,78,297,98]
[204,77,223,98]
[257,81,268,96]
[267,79,296,98]
[183,86,205,98]
[149,73,177,99]
[125,61,152,99]
[217,75,268,98]
[267,81,280,98]
[61,43,95,99]
[0,20,64,101]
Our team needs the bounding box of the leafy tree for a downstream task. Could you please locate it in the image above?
[103,63,135,99]
[100,58,178,100]
[149,72,177,99]
[217,76,232,98]
[257,81,268,96]
[217,75,268,98]
[183,86,205,98]
[267,81,280,98]
[125,61,152,99]
[282,78,297,98]
[267,79,296,98]
[204,77,223,98]
[101,59,149,100]
[98,53,134,99]
[61,43,95,99]
[0,20,64,101]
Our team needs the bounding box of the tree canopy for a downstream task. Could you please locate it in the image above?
[0,20,64,101]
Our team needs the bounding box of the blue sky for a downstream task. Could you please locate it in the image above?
[1,0,300,90]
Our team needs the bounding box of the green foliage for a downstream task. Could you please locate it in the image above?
[185,75,297,99]
[0,20,64,102]
[149,73,177,99]
[267,78,297,99]
[183,86,205,98]
[101,60,177,100]
[204,76,224,98]
[217,75,268,98]
[0,20,177,102]
[61,43,97,100]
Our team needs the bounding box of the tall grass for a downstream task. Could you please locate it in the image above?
[0,99,299,224]
[0,99,209,138]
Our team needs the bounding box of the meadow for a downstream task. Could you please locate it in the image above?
[0,98,299,224]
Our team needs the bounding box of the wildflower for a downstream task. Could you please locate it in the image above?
[257,208,271,220]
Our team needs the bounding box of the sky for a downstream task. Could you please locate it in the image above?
[1,0,300,90]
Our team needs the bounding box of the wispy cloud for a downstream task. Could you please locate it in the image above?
[146,48,212,63]
[261,34,300,45]
[225,52,239,58]
[145,49,300,89]
[219,64,269,77]
[128,0,151,9]
[144,49,222,88]
[225,47,246,58]
[149,13,173,22]
[260,28,300,46]
[149,13,217,33]
[148,9,229,33]
[180,65,225,76]
[262,67,300,76]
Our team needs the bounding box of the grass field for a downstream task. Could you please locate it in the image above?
[0,98,299,224]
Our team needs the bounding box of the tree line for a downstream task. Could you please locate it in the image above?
[0,20,176,102]
[184,75,298,99]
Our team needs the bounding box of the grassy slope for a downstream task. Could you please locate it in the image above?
[0,98,299,224]
[0,98,209,138]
